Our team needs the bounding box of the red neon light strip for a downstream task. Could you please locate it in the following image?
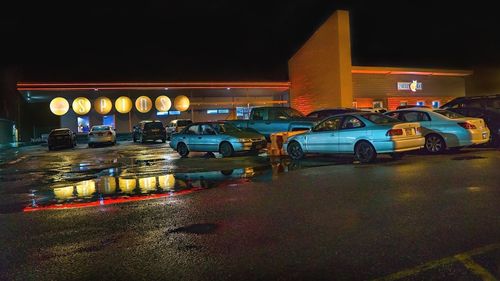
[23,188,203,212]
[17,86,290,91]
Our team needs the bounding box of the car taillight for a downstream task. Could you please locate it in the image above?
[386,129,403,136]
[458,122,476,129]
[416,127,421,134]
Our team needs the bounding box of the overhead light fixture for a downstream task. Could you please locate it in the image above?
[227,87,231,90]
[94,88,99,91]
[164,88,169,90]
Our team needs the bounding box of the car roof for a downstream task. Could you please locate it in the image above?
[52,128,70,131]
[309,108,360,113]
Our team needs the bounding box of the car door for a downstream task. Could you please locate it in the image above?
[183,125,200,151]
[337,115,366,152]
[199,124,219,152]
[304,116,342,153]
[249,108,269,136]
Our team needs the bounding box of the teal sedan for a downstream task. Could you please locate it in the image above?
[283,113,425,163]
[169,122,267,157]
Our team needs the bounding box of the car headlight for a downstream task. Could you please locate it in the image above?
[238,138,252,142]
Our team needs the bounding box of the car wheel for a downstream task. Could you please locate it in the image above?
[425,134,446,154]
[88,143,93,148]
[48,145,53,151]
[162,138,166,143]
[177,143,189,157]
[133,135,137,143]
[355,141,377,163]
[287,141,304,160]
[140,135,145,144]
[219,142,234,157]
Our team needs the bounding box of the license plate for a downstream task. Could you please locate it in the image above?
[152,129,160,132]
[405,128,414,135]
[482,132,488,139]
[56,136,63,140]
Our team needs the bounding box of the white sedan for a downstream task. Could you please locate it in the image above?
[385,108,490,153]
[283,112,424,163]
[88,125,116,147]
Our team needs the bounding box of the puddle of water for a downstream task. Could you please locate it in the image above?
[22,166,269,212]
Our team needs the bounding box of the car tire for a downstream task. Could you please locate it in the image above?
[162,138,166,143]
[287,141,304,160]
[48,145,53,151]
[355,141,377,163]
[133,135,137,143]
[88,143,93,148]
[425,134,446,154]
[219,142,234,157]
[140,135,145,144]
[177,143,189,157]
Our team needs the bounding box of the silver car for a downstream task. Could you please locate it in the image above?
[385,108,490,153]
[169,122,267,157]
[283,112,424,163]
[88,125,116,147]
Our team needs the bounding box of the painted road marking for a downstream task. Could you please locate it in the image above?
[372,243,500,281]
[455,253,498,281]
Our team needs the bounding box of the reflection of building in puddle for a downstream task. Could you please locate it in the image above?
[97,176,116,194]
[76,180,96,198]
[158,174,175,190]
[53,186,75,200]
[119,178,137,194]
[138,177,157,193]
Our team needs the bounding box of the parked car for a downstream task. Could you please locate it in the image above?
[133,120,166,143]
[48,128,77,151]
[441,94,500,110]
[446,107,500,146]
[88,125,116,147]
[306,108,362,120]
[169,122,267,157]
[166,119,193,140]
[283,112,424,163]
[396,105,431,110]
[226,107,316,139]
[384,108,490,153]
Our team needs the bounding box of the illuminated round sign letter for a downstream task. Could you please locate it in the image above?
[50,97,70,116]
[174,95,190,111]
[72,97,91,115]
[115,96,133,114]
[155,96,172,112]
[135,96,153,113]
[94,97,112,115]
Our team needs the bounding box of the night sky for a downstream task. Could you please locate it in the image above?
[2,0,500,81]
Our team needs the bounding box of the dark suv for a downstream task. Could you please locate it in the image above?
[442,94,500,146]
[133,120,166,143]
[48,128,77,150]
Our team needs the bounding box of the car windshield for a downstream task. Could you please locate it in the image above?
[211,123,241,134]
[362,113,400,124]
[283,108,305,118]
[144,122,163,129]
[92,126,110,131]
[434,110,464,119]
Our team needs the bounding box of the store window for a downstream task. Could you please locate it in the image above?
[77,116,90,133]
[207,109,230,114]
[416,101,425,106]
[432,101,440,108]
[236,107,252,119]
[373,101,383,109]
[103,115,115,128]
[400,101,408,106]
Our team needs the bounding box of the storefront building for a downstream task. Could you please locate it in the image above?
[16,10,473,139]
[351,66,472,111]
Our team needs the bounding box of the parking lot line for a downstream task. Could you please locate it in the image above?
[372,243,500,281]
[455,253,498,281]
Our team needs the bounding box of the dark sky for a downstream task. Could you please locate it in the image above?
[2,0,500,81]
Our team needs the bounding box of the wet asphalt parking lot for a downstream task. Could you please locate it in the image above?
[0,141,499,280]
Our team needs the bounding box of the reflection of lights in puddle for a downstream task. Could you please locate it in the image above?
[119,178,137,194]
[139,177,157,192]
[158,174,175,190]
[98,176,116,194]
[53,186,75,200]
[76,180,96,198]
[467,186,481,192]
